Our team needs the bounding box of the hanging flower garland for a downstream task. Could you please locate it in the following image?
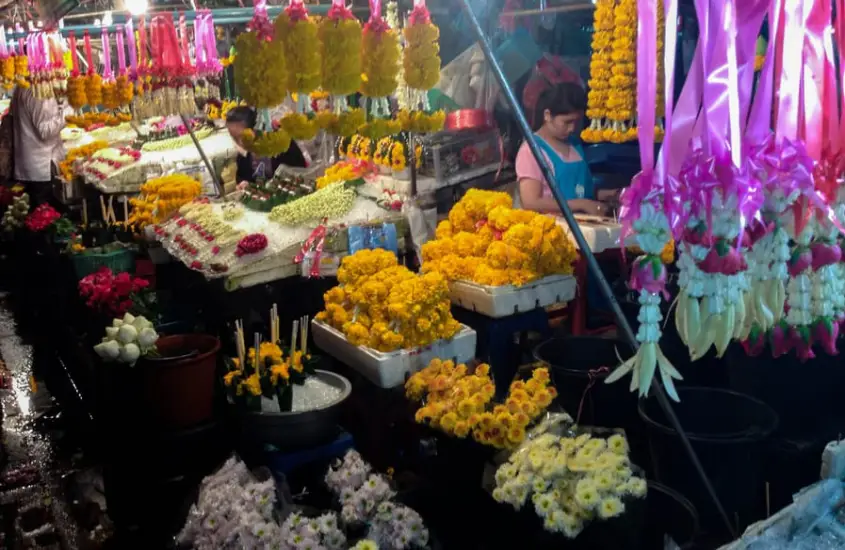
[82,31,102,107]
[402,0,440,112]
[581,0,615,143]
[13,33,29,90]
[275,0,321,111]
[193,10,223,104]
[133,17,154,119]
[114,27,134,108]
[361,0,401,118]
[66,32,86,110]
[319,0,362,113]
[100,29,120,111]
[0,27,13,92]
[604,0,635,143]
[47,33,67,99]
[386,0,409,110]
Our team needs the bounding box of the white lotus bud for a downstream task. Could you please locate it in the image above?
[117,324,138,344]
[105,326,119,340]
[94,339,121,360]
[112,318,124,328]
[122,312,136,326]
[138,327,158,348]
[132,316,153,331]
[119,343,141,364]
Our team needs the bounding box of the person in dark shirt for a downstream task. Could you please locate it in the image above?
[225,106,308,184]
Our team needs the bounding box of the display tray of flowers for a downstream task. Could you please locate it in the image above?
[239,174,315,212]
[223,311,351,450]
[80,146,143,191]
[135,118,214,152]
[421,189,578,318]
[313,249,477,389]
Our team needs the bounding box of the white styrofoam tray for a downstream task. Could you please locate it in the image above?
[449,274,577,318]
[311,320,476,388]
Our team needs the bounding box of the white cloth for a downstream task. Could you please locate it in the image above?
[12,86,64,182]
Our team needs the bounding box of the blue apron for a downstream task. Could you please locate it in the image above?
[534,135,594,200]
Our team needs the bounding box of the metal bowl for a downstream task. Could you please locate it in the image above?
[238,370,351,452]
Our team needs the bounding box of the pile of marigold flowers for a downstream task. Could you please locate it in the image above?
[422,189,577,287]
[316,249,462,352]
[405,359,556,450]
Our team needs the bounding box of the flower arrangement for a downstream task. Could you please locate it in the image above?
[421,189,577,287]
[402,0,440,111]
[269,180,358,226]
[275,1,321,108]
[406,360,556,449]
[78,267,150,317]
[316,248,462,352]
[358,118,402,140]
[319,0,363,111]
[316,160,374,190]
[279,112,319,141]
[128,174,202,229]
[280,512,346,550]
[14,54,28,88]
[1,55,14,90]
[65,112,128,130]
[67,73,87,110]
[361,2,401,118]
[85,72,103,107]
[234,24,287,109]
[368,502,429,550]
[59,140,109,181]
[116,74,133,106]
[1,194,29,232]
[344,134,374,162]
[628,237,674,265]
[396,109,446,134]
[328,108,367,137]
[492,428,647,538]
[93,313,158,366]
[81,147,142,182]
[581,0,614,142]
[24,203,58,232]
[241,127,292,157]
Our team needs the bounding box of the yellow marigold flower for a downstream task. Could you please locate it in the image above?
[495,412,513,428]
[439,412,459,433]
[270,363,290,385]
[507,425,526,444]
[532,367,551,382]
[534,389,553,408]
[457,399,475,418]
[454,420,470,438]
[223,370,239,387]
[244,373,262,396]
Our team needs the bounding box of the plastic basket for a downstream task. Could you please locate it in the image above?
[72,248,136,279]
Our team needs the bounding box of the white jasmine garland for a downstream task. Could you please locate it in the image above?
[783,210,814,329]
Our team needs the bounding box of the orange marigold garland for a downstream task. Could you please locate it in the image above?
[66,32,87,110]
[581,0,615,143]
[402,0,440,111]
[361,0,400,118]
[319,0,362,113]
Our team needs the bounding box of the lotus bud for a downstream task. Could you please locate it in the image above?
[105,326,119,340]
[132,316,153,331]
[94,339,121,360]
[117,324,138,344]
[119,343,141,364]
[112,318,124,328]
[138,327,158,348]
[122,312,136,326]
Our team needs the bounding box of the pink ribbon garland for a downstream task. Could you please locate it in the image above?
[801,0,825,159]
[116,26,126,75]
[101,29,113,81]
[328,0,355,20]
[294,223,329,278]
[775,0,804,141]
[661,0,679,231]
[125,20,138,80]
[0,28,8,59]
[195,10,222,75]
[365,0,390,33]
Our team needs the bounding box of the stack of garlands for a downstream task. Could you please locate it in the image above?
[223,314,317,411]
[128,174,202,229]
[234,5,292,156]
[581,0,615,143]
[493,429,647,538]
[319,0,362,114]
[421,189,577,287]
[403,0,440,112]
[406,360,556,450]
[361,0,401,121]
[275,0,321,137]
[316,248,462,352]
[59,140,108,181]
[268,180,358,226]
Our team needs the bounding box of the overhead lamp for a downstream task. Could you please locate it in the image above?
[125,0,149,16]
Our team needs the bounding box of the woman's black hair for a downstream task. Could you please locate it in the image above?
[533,82,587,130]
[226,106,257,128]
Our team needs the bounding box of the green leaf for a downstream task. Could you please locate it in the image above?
[715,238,730,257]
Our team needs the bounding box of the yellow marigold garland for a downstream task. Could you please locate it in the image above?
[329,108,366,137]
[1,57,15,90]
[319,10,362,102]
[358,118,402,140]
[581,0,615,143]
[242,128,292,157]
[280,112,319,141]
[402,6,440,110]
[362,27,401,100]
[275,7,322,104]
[396,109,445,133]
[14,55,29,88]
[116,74,134,106]
[129,174,202,228]
[234,31,287,109]
[67,75,87,110]
[102,81,120,110]
[85,73,103,107]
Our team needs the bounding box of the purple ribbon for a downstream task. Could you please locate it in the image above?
[125,19,138,80]
[101,28,112,80]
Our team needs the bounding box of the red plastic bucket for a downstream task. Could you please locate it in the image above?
[139,334,220,430]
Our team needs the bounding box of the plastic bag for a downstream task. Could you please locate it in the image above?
[347,223,399,256]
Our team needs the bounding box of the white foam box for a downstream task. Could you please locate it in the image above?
[311,320,477,388]
[449,274,577,318]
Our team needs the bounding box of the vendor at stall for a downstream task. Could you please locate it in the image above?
[11,84,64,205]
[515,83,617,216]
[225,106,308,184]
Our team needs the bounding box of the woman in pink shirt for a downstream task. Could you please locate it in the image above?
[515,83,616,216]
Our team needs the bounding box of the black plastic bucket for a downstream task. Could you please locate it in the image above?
[725,342,845,441]
[533,336,651,467]
[638,387,778,538]
[644,482,699,549]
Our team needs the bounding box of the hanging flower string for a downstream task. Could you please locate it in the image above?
[66,32,86,110]
[320,0,362,115]
[115,27,133,108]
[403,0,439,112]
[361,0,400,119]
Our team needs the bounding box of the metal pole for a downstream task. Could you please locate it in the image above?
[456,0,737,539]
[180,114,225,197]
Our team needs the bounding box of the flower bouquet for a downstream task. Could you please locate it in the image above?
[93,313,158,366]
[24,204,73,238]
[491,415,647,542]
[78,267,152,318]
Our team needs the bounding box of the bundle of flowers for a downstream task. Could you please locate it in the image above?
[319,0,362,112]
[316,249,462,352]
[240,127,292,157]
[492,427,647,538]
[268,180,359,226]
[128,174,202,229]
[316,160,375,190]
[395,109,446,134]
[93,313,158,366]
[280,512,346,550]
[406,360,556,450]
[421,189,577,287]
[324,450,429,549]
[59,140,109,181]
[81,147,141,182]
[177,457,280,549]
[78,267,150,317]
[1,193,28,232]
[402,0,440,112]
[24,204,62,232]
